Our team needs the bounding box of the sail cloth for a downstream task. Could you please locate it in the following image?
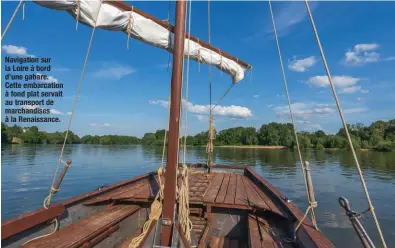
[34,0,247,83]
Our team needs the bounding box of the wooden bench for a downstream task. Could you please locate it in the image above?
[22,204,140,248]
[2,204,65,240]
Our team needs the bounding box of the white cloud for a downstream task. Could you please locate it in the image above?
[385,56,395,61]
[244,2,318,41]
[36,73,59,83]
[273,102,335,120]
[307,75,360,88]
[149,99,253,119]
[339,86,362,94]
[344,43,380,65]
[92,62,135,80]
[306,75,369,94]
[360,89,369,94]
[50,109,64,115]
[2,45,31,56]
[288,56,317,72]
[104,123,111,127]
[267,104,274,108]
[21,105,40,110]
[89,123,111,127]
[89,123,97,126]
[253,94,259,99]
[66,112,72,116]
[343,108,368,114]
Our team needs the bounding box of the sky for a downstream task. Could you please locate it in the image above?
[1,1,395,138]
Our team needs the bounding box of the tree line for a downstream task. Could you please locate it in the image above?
[2,120,394,151]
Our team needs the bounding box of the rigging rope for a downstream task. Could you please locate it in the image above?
[45,1,103,209]
[129,168,164,248]
[268,0,318,229]
[1,0,24,41]
[22,1,103,245]
[304,0,387,246]
[178,0,193,241]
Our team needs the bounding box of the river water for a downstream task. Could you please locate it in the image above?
[1,145,394,247]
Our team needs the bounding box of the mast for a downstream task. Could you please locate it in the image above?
[161,0,187,246]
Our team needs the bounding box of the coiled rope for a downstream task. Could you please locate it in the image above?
[1,0,24,41]
[268,0,318,230]
[22,1,103,245]
[304,0,387,246]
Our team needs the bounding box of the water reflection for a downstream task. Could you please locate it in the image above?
[1,145,395,247]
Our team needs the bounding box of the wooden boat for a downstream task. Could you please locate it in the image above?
[3,0,386,247]
[1,164,333,247]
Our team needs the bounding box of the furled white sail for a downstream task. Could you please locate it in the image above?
[34,0,248,83]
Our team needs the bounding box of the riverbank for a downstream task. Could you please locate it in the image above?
[215,145,286,149]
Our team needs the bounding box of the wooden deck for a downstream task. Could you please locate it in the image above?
[83,172,286,217]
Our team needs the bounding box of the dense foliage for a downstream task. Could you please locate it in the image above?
[2,120,394,151]
[1,123,140,145]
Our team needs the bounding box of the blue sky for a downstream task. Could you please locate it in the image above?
[1,1,394,137]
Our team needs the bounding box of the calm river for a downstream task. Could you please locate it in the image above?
[1,145,395,247]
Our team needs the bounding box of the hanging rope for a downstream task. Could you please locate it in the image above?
[166,0,172,72]
[212,83,235,111]
[268,0,318,229]
[22,1,25,20]
[44,0,103,209]
[22,2,103,246]
[178,0,193,241]
[126,7,134,50]
[1,0,24,41]
[304,1,387,246]
[129,168,165,248]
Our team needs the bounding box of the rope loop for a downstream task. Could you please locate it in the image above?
[126,7,134,50]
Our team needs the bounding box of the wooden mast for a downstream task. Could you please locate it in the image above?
[160,0,187,246]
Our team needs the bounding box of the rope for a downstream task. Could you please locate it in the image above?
[22,1,25,20]
[1,0,24,41]
[22,2,103,245]
[304,1,387,246]
[126,7,134,50]
[76,0,80,31]
[212,83,235,111]
[166,0,172,72]
[45,0,103,209]
[268,0,318,228]
[129,168,164,248]
[177,0,193,242]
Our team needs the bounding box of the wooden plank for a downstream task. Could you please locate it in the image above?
[197,225,210,248]
[83,182,144,205]
[235,174,248,205]
[242,176,270,210]
[245,168,334,248]
[256,216,278,248]
[209,236,221,248]
[245,178,285,217]
[2,204,65,240]
[247,215,261,248]
[215,173,230,203]
[62,172,155,207]
[224,174,237,204]
[22,205,140,248]
[203,173,224,203]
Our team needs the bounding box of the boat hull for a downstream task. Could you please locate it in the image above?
[2,165,334,248]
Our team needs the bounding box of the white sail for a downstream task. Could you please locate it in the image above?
[34,0,247,83]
